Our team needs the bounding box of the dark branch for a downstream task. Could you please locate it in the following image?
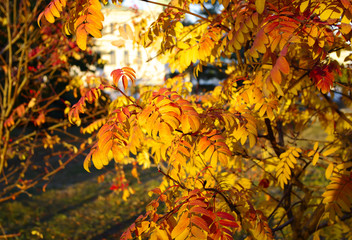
[272,218,294,232]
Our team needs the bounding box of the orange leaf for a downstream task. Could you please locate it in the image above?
[88,6,104,21]
[277,56,290,74]
[271,65,281,84]
[54,0,63,11]
[111,68,136,89]
[4,115,14,128]
[122,75,128,90]
[178,145,190,157]
[44,7,55,23]
[92,149,103,169]
[188,115,200,132]
[85,23,102,38]
[159,122,172,140]
[198,137,210,153]
[171,213,190,239]
[191,215,210,232]
[76,25,87,50]
[49,3,60,18]
[191,226,206,239]
[188,199,207,208]
[34,111,46,126]
[219,219,239,228]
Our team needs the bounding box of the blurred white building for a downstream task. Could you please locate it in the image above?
[93,3,167,87]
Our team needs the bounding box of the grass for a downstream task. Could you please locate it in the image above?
[0,158,161,239]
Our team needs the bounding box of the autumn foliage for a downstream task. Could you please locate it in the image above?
[0,0,108,204]
[26,0,352,239]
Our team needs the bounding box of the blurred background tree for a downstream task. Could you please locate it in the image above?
[0,0,109,204]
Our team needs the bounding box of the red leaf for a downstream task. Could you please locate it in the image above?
[216,212,236,222]
[190,206,216,219]
[219,219,239,228]
[259,178,270,188]
[310,65,334,94]
[191,215,210,232]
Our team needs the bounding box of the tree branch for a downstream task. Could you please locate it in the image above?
[322,93,352,127]
[264,118,283,157]
[314,212,352,233]
[272,218,293,232]
[139,0,211,22]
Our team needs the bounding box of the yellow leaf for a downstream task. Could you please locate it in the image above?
[177,41,190,49]
[90,0,102,10]
[313,231,320,240]
[125,24,134,40]
[320,6,343,21]
[322,147,339,157]
[84,151,93,172]
[313,142,319,151]
[307,35,315,47]
[255,0,266,14]
[92,149,103,169]
[222,0,230,8]
[248,133,256,148]
[175,227,190,240]
[308,150,315,157]
[312,152,319,166]
[159,122,172,140]
[155,228,169,240]
[300,1,309,13]
[325,163,334,179]
[204,145,215,162]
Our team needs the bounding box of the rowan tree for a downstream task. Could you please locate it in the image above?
[40,0,352,239]
[0,0,109,204]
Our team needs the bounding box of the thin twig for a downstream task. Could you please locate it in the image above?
[139,0,211,22]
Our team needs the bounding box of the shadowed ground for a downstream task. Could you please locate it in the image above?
[0,155,161,240]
